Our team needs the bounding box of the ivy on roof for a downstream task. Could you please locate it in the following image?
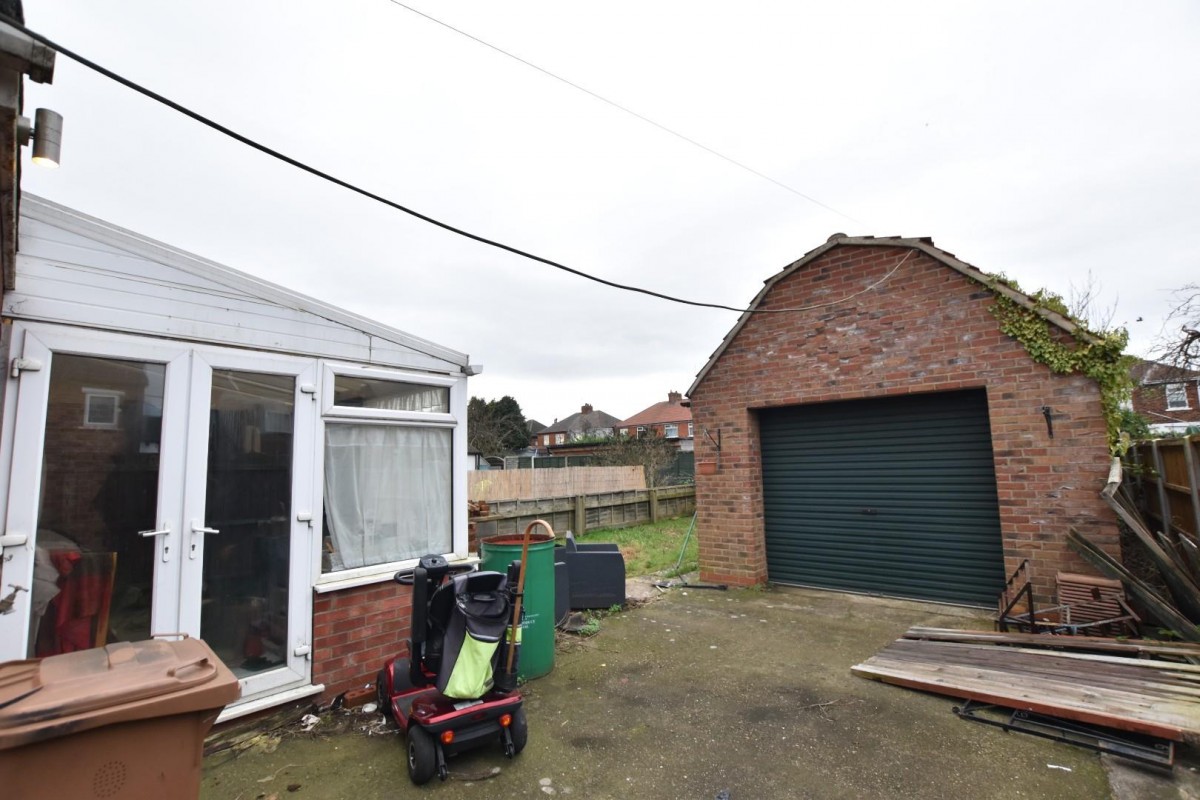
[987,275,1134,455]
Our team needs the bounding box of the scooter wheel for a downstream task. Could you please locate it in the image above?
[508,706,528,756]
[375,669,393,725]
[407,724,437,785]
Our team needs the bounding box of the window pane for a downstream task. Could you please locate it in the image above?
[33,355,164,656]
[323,425,452,571]
[201,370,294,678]
[333,376,448,413]
[1166,383,1188,410]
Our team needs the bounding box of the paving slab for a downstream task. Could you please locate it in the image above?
[202,584,1187,799]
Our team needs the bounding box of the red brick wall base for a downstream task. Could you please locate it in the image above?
[312,582,412,702]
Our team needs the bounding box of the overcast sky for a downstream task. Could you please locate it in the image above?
[19,1,1200,425]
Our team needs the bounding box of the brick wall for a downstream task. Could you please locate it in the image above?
[312,582,412,700]
[1132,381,1200,428]
[689,244,1119,604]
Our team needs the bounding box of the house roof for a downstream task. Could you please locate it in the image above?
[1131,358,1200,385]
[687,234,1095,398]
[621,392,692,427]
[539,404,623,434]
[17,196,472,372]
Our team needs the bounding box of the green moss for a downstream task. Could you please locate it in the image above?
[987,280,1134,455]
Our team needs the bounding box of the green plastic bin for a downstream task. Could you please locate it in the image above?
[480,532,556,680]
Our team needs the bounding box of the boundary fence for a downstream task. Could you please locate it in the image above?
[1128,434,1200,538]
[469,484,696,547]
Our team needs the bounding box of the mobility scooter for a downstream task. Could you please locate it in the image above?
[377,553,527,784]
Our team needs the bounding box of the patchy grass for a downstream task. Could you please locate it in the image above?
[577,515,698,577]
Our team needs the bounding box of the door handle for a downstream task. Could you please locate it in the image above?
[139,523,172,563]
[189,521,219,560]
[0,532,27,562]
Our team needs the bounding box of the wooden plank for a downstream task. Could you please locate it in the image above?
[1089,468,1200,622]
[1180,535,1200,583]
[853,639,1200,743]
[877,641,1200,698]
[1068,528,1200,645]
[853,662,1192,743]
[905,627,1200,658]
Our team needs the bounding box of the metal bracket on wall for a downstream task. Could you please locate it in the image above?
[1040,405,1066,439]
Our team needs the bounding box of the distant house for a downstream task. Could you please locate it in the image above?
[1130,359,1200,434]
[525,418,547,448]
[618,391,694,452]
[535,403,622,453]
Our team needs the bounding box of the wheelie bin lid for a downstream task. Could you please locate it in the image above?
[0,637,240,750]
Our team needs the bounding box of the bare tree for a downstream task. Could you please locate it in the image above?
[1153,283,1200,370]
[1067,270,1120,333]
[591,434,680,488]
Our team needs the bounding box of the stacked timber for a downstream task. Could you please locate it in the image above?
[852,627,1200,744]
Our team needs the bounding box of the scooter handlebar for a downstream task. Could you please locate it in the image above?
[394,562,475,585]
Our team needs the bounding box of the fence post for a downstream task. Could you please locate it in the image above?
[1185,434,1200,537]
[1151,440,1172,534]
[574,494,587,536]
[649,487,659,523]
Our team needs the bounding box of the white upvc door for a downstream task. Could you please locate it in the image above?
[0,323,315,703]
[0,325,191,658]
[178,346,317,701]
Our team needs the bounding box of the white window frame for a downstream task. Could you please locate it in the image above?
[315,363,465,592]
[555,433,565,445]
[1166,382,1190,411]
[664,423,678,438]
[687,422,694,438]
[82,387,123,429]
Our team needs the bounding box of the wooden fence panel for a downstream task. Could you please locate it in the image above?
[470,485,696,551]
[468,466,645,502]
[1129,435,1200,538]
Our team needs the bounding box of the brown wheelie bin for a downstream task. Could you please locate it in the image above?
[0,636,239,799]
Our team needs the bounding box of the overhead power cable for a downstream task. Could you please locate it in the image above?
[4,17,899,315]
[384,0,859,223]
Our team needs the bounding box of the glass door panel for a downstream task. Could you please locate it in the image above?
[199,370,295,679]
[29,354,165,656]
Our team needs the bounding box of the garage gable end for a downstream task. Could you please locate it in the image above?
[685,234,1119,604]
[687,236,1088,399]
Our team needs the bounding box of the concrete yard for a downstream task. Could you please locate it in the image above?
[201,583,1197,799]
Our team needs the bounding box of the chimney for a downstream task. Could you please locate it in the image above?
[668,390,681,404]
[581,403,593,415]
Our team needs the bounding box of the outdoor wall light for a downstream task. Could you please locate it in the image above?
[18,108,63,168]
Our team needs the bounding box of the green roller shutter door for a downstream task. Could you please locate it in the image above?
[760,389,1005,605]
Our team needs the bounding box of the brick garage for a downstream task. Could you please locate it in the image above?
[686,236,1119,605]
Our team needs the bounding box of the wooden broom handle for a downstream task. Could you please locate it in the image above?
[506,519,554,674]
